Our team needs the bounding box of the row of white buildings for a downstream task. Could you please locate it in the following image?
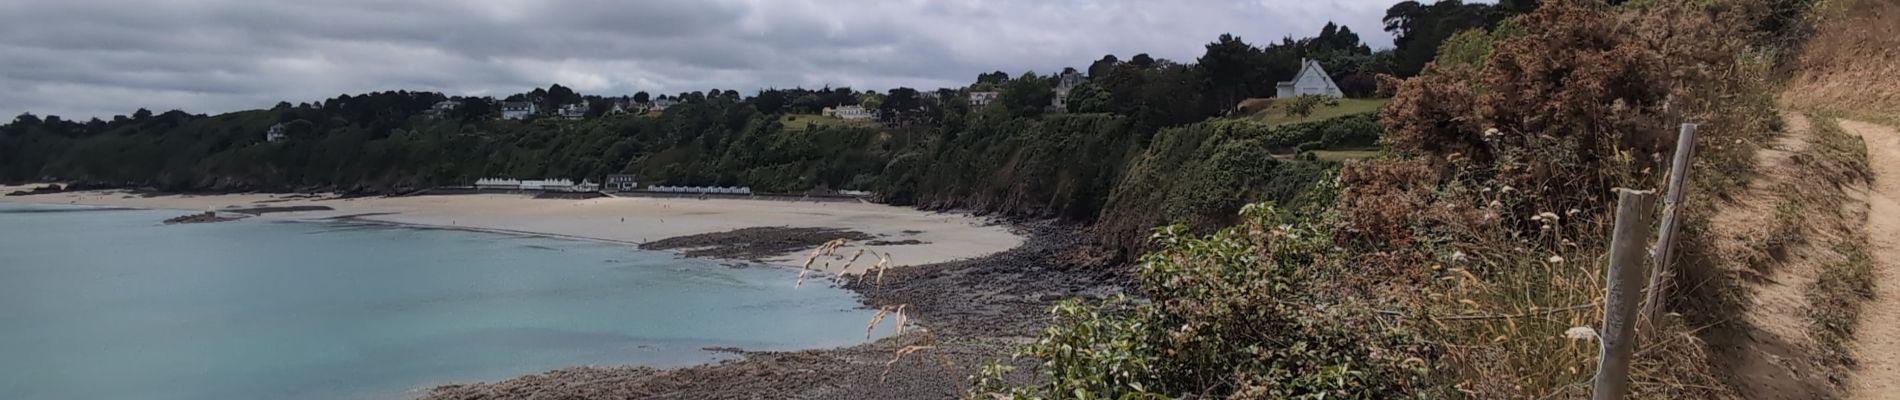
[646,186,754,195]
[473,178,600,192]
[499,98,681,120]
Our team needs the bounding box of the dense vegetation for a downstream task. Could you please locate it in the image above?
[0,21,1411,250]
[979,0,1825,398]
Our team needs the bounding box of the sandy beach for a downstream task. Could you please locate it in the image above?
[0,184,1023,273]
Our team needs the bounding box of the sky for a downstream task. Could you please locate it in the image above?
[0,0,1400,120]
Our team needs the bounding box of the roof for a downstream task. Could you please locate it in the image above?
[1278,58,1332,85]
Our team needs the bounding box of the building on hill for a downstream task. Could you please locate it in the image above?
[822,105,876,120]
[265,123,287,142]
[426,100,459,119]
[1275,58,1344,98]
[1050,71,1086,111]
[501,101,538,120]
[558,103,588,120]
[606,99,629,115]
[651,97,678,112]
[968,91,1000,107]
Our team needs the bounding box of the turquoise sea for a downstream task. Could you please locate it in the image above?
[0,203,890,399]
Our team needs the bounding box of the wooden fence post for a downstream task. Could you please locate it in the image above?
[1594,188,1659,400]
[1643,123,1697,327]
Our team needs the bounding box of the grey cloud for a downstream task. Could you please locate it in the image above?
[0,0,1399,120]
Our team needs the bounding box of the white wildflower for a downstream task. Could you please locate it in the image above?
[1450,251,1468,262]
[1564,326,1598,341]
[1567,208,1582,216]
[1502,186,1517,193]
[1538,212,1560,221]
[1548,255,1565,263]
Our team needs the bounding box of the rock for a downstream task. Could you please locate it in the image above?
[163,211,242,224]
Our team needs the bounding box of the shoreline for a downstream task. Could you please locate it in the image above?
[0,184,1023,275]
[2,184,1122,399]
[422,224,1128,399]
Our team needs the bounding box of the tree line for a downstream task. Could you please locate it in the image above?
[0,5,1527,249]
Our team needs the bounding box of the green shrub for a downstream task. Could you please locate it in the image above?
[977,204,1431,399]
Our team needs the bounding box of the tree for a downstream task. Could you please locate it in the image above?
[977,71,1011,85]
[880,87,923,119]
[1198,33,1265,111]
[1382,0,1527,76]
[1087,55,1120,78]
[633,91,651,103]
[1130,53,1156,67]
[1283,94,1329,120]
[133,108,153,120]
[1000,72,1054,117]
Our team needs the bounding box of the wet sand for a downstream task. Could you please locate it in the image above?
[0,185,1023,274]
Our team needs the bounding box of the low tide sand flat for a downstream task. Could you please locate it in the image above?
[0,185,1023,274]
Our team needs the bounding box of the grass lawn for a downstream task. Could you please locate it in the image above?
[1309,148,1383,161]
[780,114,877,131]
[1235,97,1390,127]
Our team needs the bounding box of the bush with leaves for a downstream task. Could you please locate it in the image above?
[976,203,1432,399]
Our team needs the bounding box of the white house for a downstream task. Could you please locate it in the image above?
[557,103,589,120]
[823,105,875,120]
[426,100,459,119]
[968,91,1000,107]
[1275,58,1344,98]
[604,174,638,191]
[501,102,538,120]
[651,97,678,111]
[265,123,287,142]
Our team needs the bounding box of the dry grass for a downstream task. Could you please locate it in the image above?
[1781,0,1900,121]
[1797,115,1877,368]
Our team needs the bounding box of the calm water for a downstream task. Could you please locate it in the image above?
[0,203,890,400]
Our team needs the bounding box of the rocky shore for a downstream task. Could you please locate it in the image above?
[162,211,243,224]
[422,223,1128,400]
[638,227,877,261]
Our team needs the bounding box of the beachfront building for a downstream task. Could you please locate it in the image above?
[473,178,595,192]
[1051,71,1085,111]
[604,174,639,191]
[557,103,589,120]
[265,123,287,142]
[1275,58,1344,98]
[501,101,538,120]
[475,178,523,190]
[646,186,754,195]
[968,91,1000,107]
[822,105,875,120]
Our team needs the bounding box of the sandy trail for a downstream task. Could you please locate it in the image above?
[0,188,1023,274]
[1845,118,1900,399]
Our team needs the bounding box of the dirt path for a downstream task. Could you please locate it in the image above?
[1844,118,1900,399]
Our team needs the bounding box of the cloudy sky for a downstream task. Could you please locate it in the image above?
[0,0,1398,120]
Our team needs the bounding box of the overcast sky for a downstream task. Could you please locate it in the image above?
[0,0,1399,120]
